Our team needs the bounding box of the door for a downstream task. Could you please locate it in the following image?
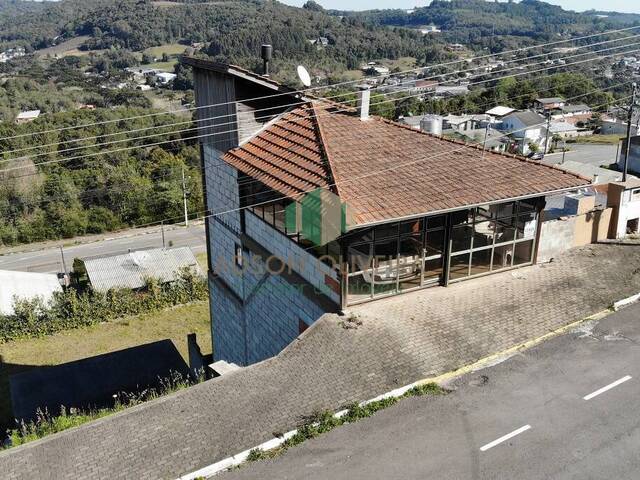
[423,217,446,285]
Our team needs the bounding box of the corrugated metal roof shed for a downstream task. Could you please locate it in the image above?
[0,270,62,315]
[83,247,203,292]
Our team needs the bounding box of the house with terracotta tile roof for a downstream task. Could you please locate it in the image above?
[183,56,591,366]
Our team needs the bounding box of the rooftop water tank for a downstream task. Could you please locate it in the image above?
[420,114,443,136]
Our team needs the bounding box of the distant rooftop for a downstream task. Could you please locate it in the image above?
[486,106,516,117]
[16,110,40,120]
[82,247,202,292]
[536,97,565,104]
[0,270,61,315]
[503,110,546,127]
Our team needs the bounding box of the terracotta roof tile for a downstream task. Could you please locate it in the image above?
[222,101,590,226]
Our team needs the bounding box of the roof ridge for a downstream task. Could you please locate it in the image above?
[310,101,341,198]
[374,115,591,183]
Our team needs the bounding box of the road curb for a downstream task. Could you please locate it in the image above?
[613,292,640,311]
[177,306,614,479]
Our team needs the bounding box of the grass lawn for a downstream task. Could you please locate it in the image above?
[0,301,211,432]
[571,134,624,145]
[146,60,179,71]
[143,43,189,58]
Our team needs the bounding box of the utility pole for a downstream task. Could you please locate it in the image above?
[622,82,638,183]
[59,246,68,274]
[161,220,166,249]
[544,111,551,155]
[481,123,490,160]
[182,166,189,227]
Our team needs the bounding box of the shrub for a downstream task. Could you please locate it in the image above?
[0,268,208,342]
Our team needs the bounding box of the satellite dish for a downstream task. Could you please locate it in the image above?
[297,65,312,87]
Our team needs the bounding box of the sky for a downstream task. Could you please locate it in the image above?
[281,0,640,14]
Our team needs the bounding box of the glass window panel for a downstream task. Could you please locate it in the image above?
[449,253,470,280]
[348,243,372,272]
[425,229,445,257]
[517,200,536,213]
[476,204,494,220]
[398,235,422,292]
[426,215,446,230]
[451,225,472,252]
[375,223,398,240]
[400,219,423,235]
[345,228,373,244]
[494,217,516,244]
[373,240,398,290]
[513,240,534,266]
[347,271,372,302]
[516,214,537,240]
[423,256,443,283]
[470,248,492,276]
[472,221,494,249]
[495,202,516,218]
[450,209,473,226]
[274,203,286,232]
[492,243,514,270]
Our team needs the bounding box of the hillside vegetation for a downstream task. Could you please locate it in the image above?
[332,0,640,52]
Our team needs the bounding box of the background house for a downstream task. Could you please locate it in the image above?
[79,247,202,292]
[15,110,40,124]
[498,110,547,155]
[535,97,565,112]
[0,270,62,315]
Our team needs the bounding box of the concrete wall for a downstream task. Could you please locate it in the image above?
[537,216,577,263]
[538,207,613,263]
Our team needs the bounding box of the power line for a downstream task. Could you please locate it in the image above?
[2,43,635,176]
[25,71,630,212]
[1,24,638,143]
[4,31,638,159]
[116,91,636,232]
[8,86,629,257]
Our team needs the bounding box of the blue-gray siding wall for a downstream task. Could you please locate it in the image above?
[203,143,336,366]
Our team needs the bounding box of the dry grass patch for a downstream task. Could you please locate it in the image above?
[0,301,210,431]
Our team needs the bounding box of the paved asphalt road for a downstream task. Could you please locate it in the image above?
[223,303,640,480]
[0,224,206,274]
[545,143,619,167]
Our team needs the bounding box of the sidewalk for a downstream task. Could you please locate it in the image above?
[2,243,640,480]
[0,221,203,257]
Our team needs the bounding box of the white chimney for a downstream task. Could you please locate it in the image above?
[357,85,371,121]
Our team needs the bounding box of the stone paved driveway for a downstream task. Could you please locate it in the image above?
[2,244,640,480]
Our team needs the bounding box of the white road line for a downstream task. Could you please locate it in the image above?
[480,425,531,452]
[583,375,632,401]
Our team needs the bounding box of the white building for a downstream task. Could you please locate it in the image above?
[0,270,62,315]
[15,110,41,124]
[155,72,177,84]
[499,110,547,155]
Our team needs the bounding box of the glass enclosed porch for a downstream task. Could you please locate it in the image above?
[344,199,540,306]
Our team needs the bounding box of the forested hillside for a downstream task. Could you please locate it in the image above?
[0,108,203,245]
[332,0,640,52]
[0,0,443,74]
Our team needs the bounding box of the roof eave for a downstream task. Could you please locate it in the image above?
[345,183,590,231]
